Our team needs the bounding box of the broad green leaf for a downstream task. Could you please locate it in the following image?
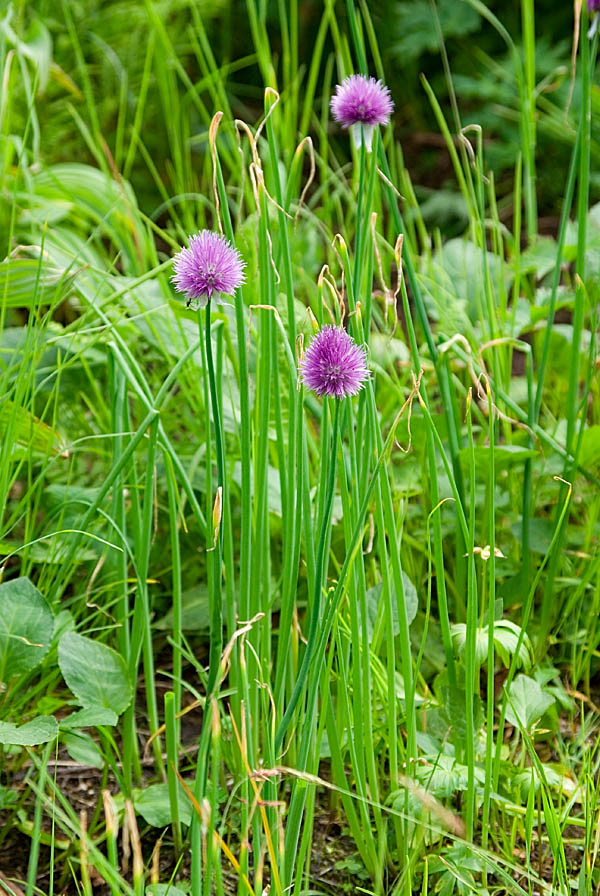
[506,674,555,732]
[17,194,74,226]
[33,164,141,271]
[135,781,193,827]
[415,188,470,232]
[530,285,572,326]
[579,425,600,471]
[45,484,100,504]
[552,323,593,352]
[0,715,58,746]
[510,518,557,555]
[232,463,284,515]
[513,764,577,797]
[392,409,448,449]
[363,584,381,641]
[0,786,18,810]
[155,585,210,632]
[26,542,97,565]
[0,254,69,308]
[566,202,600,278]
[389,788,425,823]
[370,332,411,367]
[492,621,533,670]
[451,620,533,670]
[395,670,427,705]
[120,276,200,361]
[399,573,419,631]
[58,633,132,715]
[0,401,68,459]
[427,844,487,896]
[33,164,138,224]
[60,707,118,729]
[0,577,54,680]
[421,238,509,333]
[0,17,52,91]
[458,444,537,474]
[363,572,418,643]
[391,0,480,61]
[442,684,483,753]
[61,731,104,768]
[415,754,469,798]
[146,887,188,896]
[519,236,577,280]
[53,610,75,642]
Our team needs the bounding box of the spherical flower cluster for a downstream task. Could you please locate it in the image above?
[172,230,245,308]
[589,0,600,11]
[330,74,394,151]
[300,325,369,399]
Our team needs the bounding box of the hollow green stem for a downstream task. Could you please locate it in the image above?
[274,399,340,754]
[201,300,225,697]
[164,691,182,856]
[191,300,226,894]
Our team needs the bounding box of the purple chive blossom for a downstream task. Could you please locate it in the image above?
[300,325,369,399]
[172,230,245,308]
[589,0,600,11]
[330,74,394,151]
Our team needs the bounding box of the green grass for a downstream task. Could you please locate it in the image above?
[1,1,599,894]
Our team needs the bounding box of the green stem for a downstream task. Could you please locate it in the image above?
[164,691,182,855]
[533,129,580,421]
[210,137,251,623]
[492,479,572,793]
[191,300,225,894]
[353,136,367,293]
[375,143,467,601]
[138,416,162,770]
[26,741,55,896]
[465,397,477,838]
[274,399,340,754]
[201,300,225,697]
[345,0,368,74]
[481,381,496,876]
[165,454,182,726]
[521,0,537,241]
[538,21,597,645]
[399,275,456,686]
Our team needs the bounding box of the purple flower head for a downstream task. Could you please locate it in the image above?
[589,0,600,11]
[331,74,393,151]
[300,325,369,399]
[172,230,245,308]
[331,75,394,128]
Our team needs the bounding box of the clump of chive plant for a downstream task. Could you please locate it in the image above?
[172,229,245,308]
[300,324,369,397]
[171,228,246,867]
[275,325,369,752]
[330,73,394,151]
